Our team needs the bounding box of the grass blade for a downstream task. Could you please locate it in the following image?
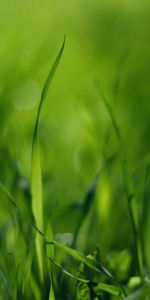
[46,240,126,296]
[140,164,150,276]
[48,274,55,300]
[47,240,113,277]
[49,257,89,283]
[73,153,117,247]
[94,282,123,296]
[0,181,18,210]
[95,83,144,280]
[31,37,65,282]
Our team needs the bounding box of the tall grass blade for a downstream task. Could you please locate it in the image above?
[95,83,144,280]
[31,37,65,282]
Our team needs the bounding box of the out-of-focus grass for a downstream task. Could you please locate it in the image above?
[0,0,150,299]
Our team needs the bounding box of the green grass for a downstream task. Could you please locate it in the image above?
[0,1,150,299]
[31,37,65,287]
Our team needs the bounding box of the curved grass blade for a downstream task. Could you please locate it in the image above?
[95,83,144,280]
[47,240,113,277]
[94,282,123,297]
[31,37,65,283]
[38,256,124,298]
[49,257,89,283]
[32,36,65,143]
[46,240,126,296]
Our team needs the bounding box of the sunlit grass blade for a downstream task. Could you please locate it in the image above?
[31,37,65,283]
[95,83,144,280]
[46,223,55,300]
[48,274,55,300]
[31,135,43,282]
[94,282,123,296]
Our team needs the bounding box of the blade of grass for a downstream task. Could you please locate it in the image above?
[46,240,126,297]
[49,257,123,297]
[46,223,55,300]
[94,282,123,296]
[95,82,144,280]
[31,37,65,282]
[0,181,18,210]
[29,271,42,300]
[0,181,23,240]
[22,236,35,294]
[0,181,42,239]
[73,152,117,247]
[48,257,89,283]
[140,164,150,277]
[48,274,55,300]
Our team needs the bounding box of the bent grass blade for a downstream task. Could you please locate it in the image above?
[31,38,65,283]
[46,240,126,297]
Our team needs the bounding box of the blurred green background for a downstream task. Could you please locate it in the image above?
[0,0,150,299]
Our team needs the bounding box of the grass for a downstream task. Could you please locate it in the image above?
[0,2,150,299]
[1,42,149,299]
[31,37,65,286]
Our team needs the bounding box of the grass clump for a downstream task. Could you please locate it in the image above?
[0,11,150,298]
